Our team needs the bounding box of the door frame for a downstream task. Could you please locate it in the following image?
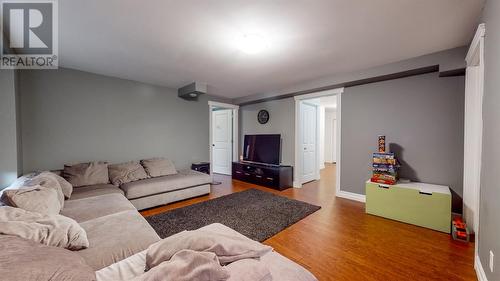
[208,101,239,175]
[463,23,485,273]
[293,87,344,188]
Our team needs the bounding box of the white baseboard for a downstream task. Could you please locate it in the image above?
[476,255,489,281]
[293,181,302,188]
[336,190,366,203]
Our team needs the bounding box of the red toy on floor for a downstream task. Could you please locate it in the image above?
[452,217,470,242]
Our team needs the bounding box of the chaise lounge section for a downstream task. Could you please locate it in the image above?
[61,192,161,270]
[60,158,212,210]
[120,169,211,210]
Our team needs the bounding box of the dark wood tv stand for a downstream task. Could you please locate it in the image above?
[232,162,293,191]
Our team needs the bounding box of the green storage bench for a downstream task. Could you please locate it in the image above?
[365,180,451,233]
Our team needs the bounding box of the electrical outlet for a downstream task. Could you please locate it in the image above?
[490,250,494,272]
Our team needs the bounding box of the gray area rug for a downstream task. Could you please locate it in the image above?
[145,189,321,242]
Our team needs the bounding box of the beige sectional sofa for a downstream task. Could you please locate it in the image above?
[0,166,318,280]
[61,186,160,270]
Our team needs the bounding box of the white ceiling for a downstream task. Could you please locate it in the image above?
[59,0,484,99]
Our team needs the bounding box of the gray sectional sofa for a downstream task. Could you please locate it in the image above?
[120,169,211,210]
[0,162,318,281]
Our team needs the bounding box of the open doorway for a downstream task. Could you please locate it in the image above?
[293,88,343,191]
[321,95,338,167]
[208,101,239,176]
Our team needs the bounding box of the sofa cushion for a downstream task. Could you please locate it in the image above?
[62,193,136,223]
[141,158,177,177]
[63,161,109,187]
[77,210,160,270]
[0,173,35,205]
[1,185,62,215]
[129,184,210,210]
[50,172,73,199]
[34,171,73,199]
[109,161,149,186]
[69,184,124,201]
[0,206,89,250]
[0,235,96,281]
[25,172,66,206]
[120,169,211,200]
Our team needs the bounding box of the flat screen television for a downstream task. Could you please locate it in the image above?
[243,134,281,165]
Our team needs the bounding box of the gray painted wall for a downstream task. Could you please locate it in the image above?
[239,98,295,166]
[239,72,465,212]
[341,72,465,211]
[18,68,227,173]
[0,70,19,189]
[479,1,500,279]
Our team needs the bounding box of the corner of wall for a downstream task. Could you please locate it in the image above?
[15,70,23,176]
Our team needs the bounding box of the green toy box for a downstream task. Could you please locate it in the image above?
[365,181,451,233]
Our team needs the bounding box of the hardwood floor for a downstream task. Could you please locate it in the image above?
[141,164,476,281]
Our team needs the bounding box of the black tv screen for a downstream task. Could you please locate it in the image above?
[243,134,281,165]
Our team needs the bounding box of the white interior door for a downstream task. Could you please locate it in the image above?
[212,109,232,175]
[300,102,317,183]
[332,118,337,162]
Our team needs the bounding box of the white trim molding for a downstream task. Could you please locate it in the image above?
[293,88,344,188]
[466,23,486,65]
[208,101,240,175]
[475,255,489,281]
[293,88,344,101]
[336,190,366,203]
[335,93,342,198]
[208,101,240,109]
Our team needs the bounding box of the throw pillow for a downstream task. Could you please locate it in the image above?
[140,158,177,177]
[25,172,65,207]
[108,161,149,186]
[63,161,109,187]
[0,173,38,206]
[1,186,62,215]
[40,171,73,199]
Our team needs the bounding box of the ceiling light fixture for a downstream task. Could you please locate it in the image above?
[237,33,268,54]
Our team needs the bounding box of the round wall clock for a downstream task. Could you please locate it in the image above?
[257,110,270,124]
